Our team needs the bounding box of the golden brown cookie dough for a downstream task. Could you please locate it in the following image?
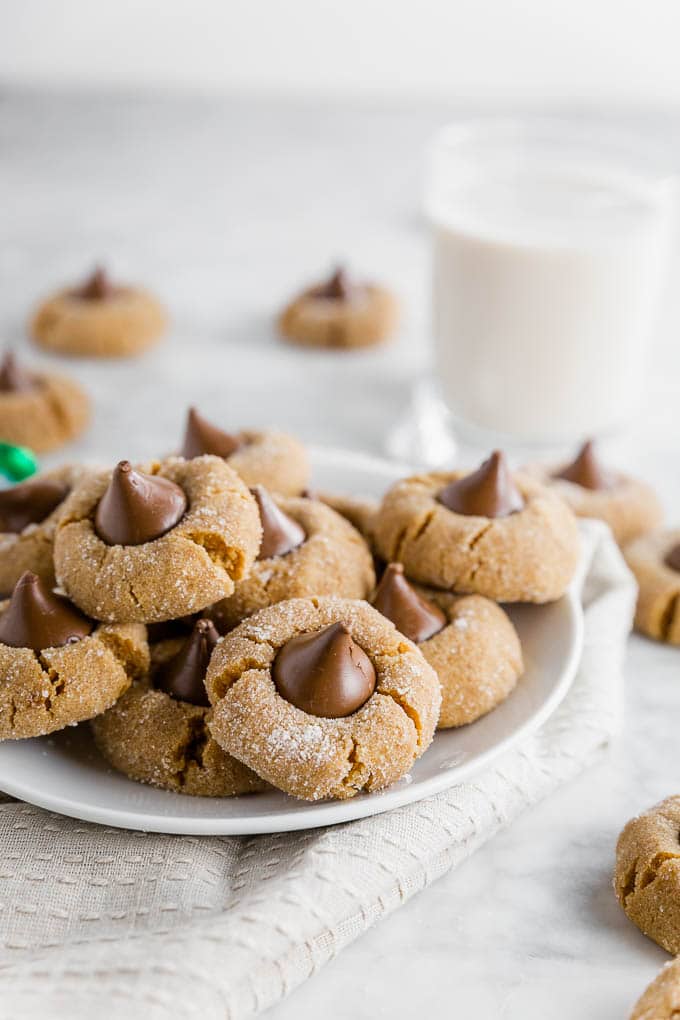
[278,266,399,349]
[206,596,441,801]
[615,796,680,954]
[624,529,680,644]
[181,407,309,496]
[54,456,261,624]
[374,461,580,603]
[629,959,680,1020]
[92,630,266,797]
[207,492,375,632]
[415,587,523,728]
[530,441,662,546]
[0,578,147,740]
[0,355,89,453]
[314,491,380,549]
[31,267,166,358]
[0,464,84,595]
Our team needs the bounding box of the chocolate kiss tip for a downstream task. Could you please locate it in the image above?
[554,439,613,491]
[273,620,376,718]
[0,570,92,651]
[94,460,187,547]
[0,351,35,394]
[665,543,680,573]
[181,407,243,460]
[372,563,446,644]
[438,450,524,518]
[252,485,305,560]
[154,617,219,707]
[0,476,69,534]
[317,266,353,300]
[77,266,113,301]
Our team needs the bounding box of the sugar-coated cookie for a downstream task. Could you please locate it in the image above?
[624,529,680,643]
[278,266,398,349]
[629,958,680,1019]
[92,619,266,796]
[531,440,662,546]
[615,796,680,954]
[206,487,375,632]
[372,563,523,727]
[54,456,261,623]
[181,407,309,496]
[206,596,441,801]
[0,351,89,452]
[374,451,580,603]
[31,267,166,358]
[0,572,147,740]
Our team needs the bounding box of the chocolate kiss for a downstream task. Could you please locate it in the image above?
[95,460,187,546]
[0,477,69,533]
[181,407,244,460]
[665,544,680,572]
[273,621,376,718]
[76,266,114,301]
[154,618,218,707]
[316,266,353,301]
[0,571,92,650]
[0,352,36,394]
[372,563,446,644]
[252,485,305,560]
[553,440,614,491]
[438,451,524,518]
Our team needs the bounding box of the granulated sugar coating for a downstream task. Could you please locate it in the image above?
[53,455,262,624]
[222,429,309,497]
[206,596,441,801]
[374,469,580,603]
[208,494,375,632]
[413,587,524,728]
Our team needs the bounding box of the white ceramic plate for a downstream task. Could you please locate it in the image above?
[0,447,584,834]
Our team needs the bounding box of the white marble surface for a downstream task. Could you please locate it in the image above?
[2,90,680,1018]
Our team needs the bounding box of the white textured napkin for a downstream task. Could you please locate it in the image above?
[0,522,635,1020]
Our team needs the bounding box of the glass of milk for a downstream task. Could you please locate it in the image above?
[425,118,677,445]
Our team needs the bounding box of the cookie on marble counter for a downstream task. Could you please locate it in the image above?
[0,571,147,740]
[54,456,261,623]
[529,440,662,546]
[206,596,441,801]
[92,619,266,797]
[31,266,166,358]
[624,529,680,643]
[0,351,89,453]
[0,464,85,595]
[206,487,375,632]
[372,563,523,727]
[615,796,680,954]
[180,407,309,496]
[629,958,680,1019]
[374,451,580,603]
[278,266,398,349]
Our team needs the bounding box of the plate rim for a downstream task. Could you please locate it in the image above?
[0,445,585,835]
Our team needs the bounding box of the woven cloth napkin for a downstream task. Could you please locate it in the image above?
[0,522,635,1020]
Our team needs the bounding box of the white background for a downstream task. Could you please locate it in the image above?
[2,0,680,104]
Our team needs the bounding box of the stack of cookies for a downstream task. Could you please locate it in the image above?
[0,423,583,803]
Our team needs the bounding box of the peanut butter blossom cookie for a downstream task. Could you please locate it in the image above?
[92,619,265,796]
[532,440,662,546]
[0,464,83,595]
[615,796,680,954]
[206,596,441,801]
[31,266,166,358]
[0,351,89,453]
[624,529,680,643]
[206,486,375,632]
[0,572,147,739]
[374,451,580,603]
[629,958,680,1020]
[181,407,309,496]
[372,563,523,727]
[277,265,399,349]
[53,456,261,624]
